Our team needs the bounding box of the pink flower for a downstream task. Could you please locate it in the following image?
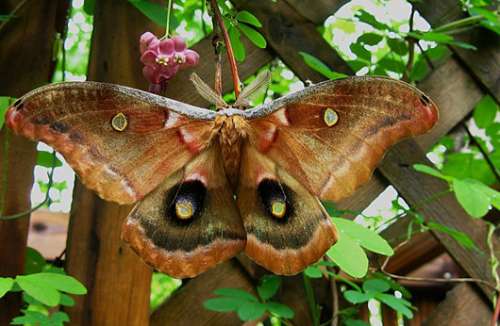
[139,32,199,93]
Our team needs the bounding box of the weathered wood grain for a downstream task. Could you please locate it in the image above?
[415,0,500,102]
[379,140,497,299]
[233,0,352,82]
[64,1,158,324]
[285,0,349,25]
[423,283,492,326]
[0,1,67,323]
[151,261,256,326]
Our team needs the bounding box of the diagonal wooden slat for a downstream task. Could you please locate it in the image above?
[0,1,68,324]
[285,0,349,25]
[415,0,500,102]
[423,283,492,326]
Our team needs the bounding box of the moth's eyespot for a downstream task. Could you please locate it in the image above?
[270,199,286,219]
[419,94,431,106]
[175,199,194,220]
[167,180,206,223]
[111,112,128,131]
[323,108,338,127]
[258,178,293,221]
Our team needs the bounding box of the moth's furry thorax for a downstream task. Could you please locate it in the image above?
[214,114,249,186]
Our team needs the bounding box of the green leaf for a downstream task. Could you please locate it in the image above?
[350,42,371,61]
[343,290,371,304]
[375,293,414,318]
[237,301,267,321]
[0,277,14,298]
[0,96,12,130]
[469,7,500,35]
[413,164,452,181]
[11,311,50,325]
[358,32,383,46]
[16,275,60,306]
[25,247,46,274]
[304,266,323,278]
[345,319,370,326]
[426,221,476,249]
[409,31,453,43]
[409,31,476,50]
[299,52,347,80]
[59,293,76,307]
[128,0,178,29]
[257,275,281,301]
[387,38,408,55]
[453,178,491,218]
[363,279,390,293]
[236,10,262,27]
[238,23,267,48]
[49,311,70,325]
[377,57,405,74]
[473,95,498,129]
[203,297,244,312]
[37,151,63,168]
[83,0,96,15]
[328,233,368,278]
[267,301,295,319]
[347,59,367,72]
[228,26,246,62]
[214,288,258,302]
[409,58,429,82]
[332,218,394,256]
[356,10,390,30]
[426,45,451,61]
[32,273,87,295]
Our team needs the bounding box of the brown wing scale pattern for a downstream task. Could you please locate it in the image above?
[248,77,438,202]
[6,82,215,204]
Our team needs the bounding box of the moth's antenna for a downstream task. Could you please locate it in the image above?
[190,73,227,109]
[234,70,271,108]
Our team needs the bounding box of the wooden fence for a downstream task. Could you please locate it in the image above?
[0,0,498,325]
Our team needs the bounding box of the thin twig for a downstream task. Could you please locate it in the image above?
[403,6,416,82]
[164,0,174,39]
[0,152,57,220]
[330,275,338,326]
[303,273,320,326]
[0,0,29,34]
[463,122,500,183]
[381,240,498,290]
[416,41,435,70]
[209,0,241,98]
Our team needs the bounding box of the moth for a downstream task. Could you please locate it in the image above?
[5,73,438,278]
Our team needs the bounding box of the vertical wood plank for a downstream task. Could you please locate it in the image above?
[64,1,160,324]
[0,1,67,323]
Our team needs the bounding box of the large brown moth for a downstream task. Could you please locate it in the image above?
[5,73,438,278]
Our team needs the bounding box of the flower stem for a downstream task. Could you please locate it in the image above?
[209,0,241,98]
[164,0,174,38]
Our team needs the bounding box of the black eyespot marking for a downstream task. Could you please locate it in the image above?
[50,121,69,133]
[257,178,294,222]
[420,94,431,106]
[165,180,206,224]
